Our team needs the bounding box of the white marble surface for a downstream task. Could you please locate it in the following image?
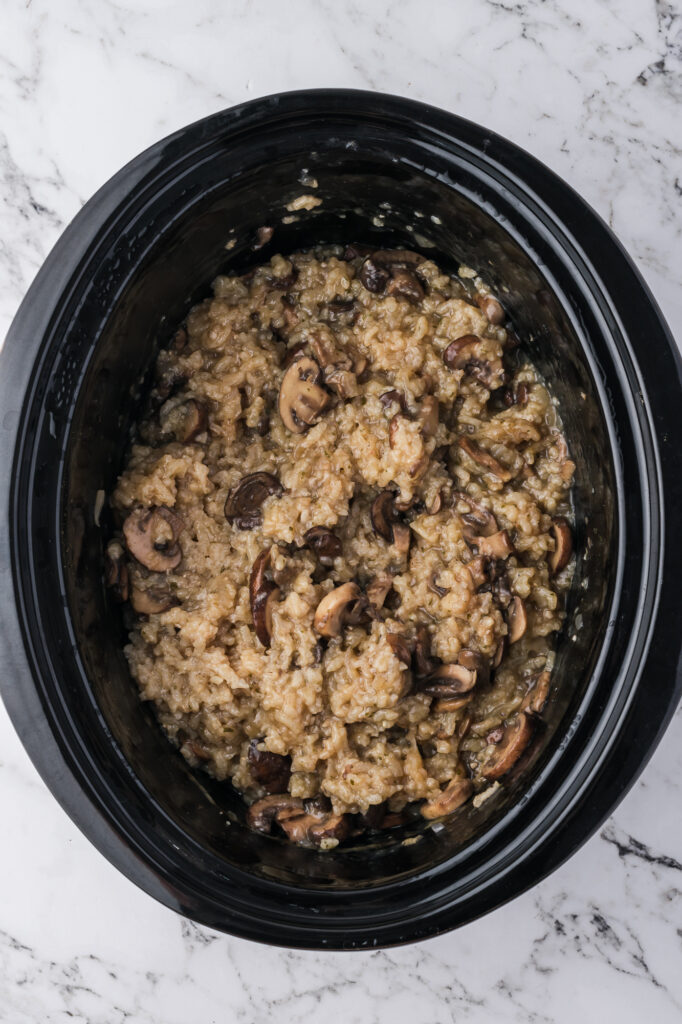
[1,0,681,1020]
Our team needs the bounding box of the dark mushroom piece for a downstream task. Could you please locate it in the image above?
[313,582,362,637]
[359,257,391,293]
[123,506,184,572]
[130,584,178,615]
[247,740,291,794]
[434,695,472,714]
[549,517,573,574]
[386,633,413,666]
[421,776,473,820]
[506,596,528,643]
[278,355,330,433]
[225,472,283,530]
[476,293,506,325]
[458,648,490,688]
[366,573,394,610]
[266,265,299,290]
[428,571,449,598]
[443,334,505,390]
[249,547,281,648]
[492,636,507,670]
[370,490,411,555]
[422,663,477,698]
[379,389,409,414]
[418,395,439,437]
[277,808,351,847]
[480,713,534,779]
[303,526,342,566]
[247,794,304,833]
[160,398,208,442]
[105,541,129,602]
[477,530,515,559]
[386,268,425,304]
[414,625,435,678]
[458,436,512,482]
[522,669,552,714]
[453,491,499,545]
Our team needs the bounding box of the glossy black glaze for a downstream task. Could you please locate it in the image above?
[0,91,680,949]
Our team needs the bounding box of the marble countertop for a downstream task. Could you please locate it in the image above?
[1,1,681,1021]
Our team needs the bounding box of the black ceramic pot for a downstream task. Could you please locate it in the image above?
[1,90,680,950]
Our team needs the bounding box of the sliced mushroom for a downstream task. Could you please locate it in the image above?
[549,517,573,574]
[160,398,208,442]
[476,293,505,325]
[477,530,514,559]
[225,472,283,530]
[379,389,409,414]
[418,395,439,437]
[434,695,472,713]
[414,625,435,678]
[371,490,411,555]
[522,669,552,714]
[247,794,303,833]
[313,582,362,637]
[324,296,357,322]
[123,506,184,572]
[386,633,413,666]
[359,258,390,293]
[325,367,359,399]
[386,268,425,304]
[443,334,505,389]
[130,584,178,615]
[249,547,281,648]
[428,571,449,598]
[247,740,291,794]
[480,713,534,779]
[422,663,477,698]
[366,573,394,610]
[453,491,498,542]
[303,526,342,566]
[492,636,507,669]
[506,596,527,643]
[278,355,329,433]
[458,648,490,688]
[105,541,129,602]
[277,808,350,847]
[421,776,473,820]
[458,436,512,481]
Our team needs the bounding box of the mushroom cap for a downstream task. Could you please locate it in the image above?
[370,490,411,555]
[480,713,534,780]
[458,436,512,481]
[249,547,281,647]
[225,472,283,530]
[549,517,573,574]
[476,530,515,559]
[476,293,506,325]
[423,662,478,697]
[507,596,528,643]
[313,582,362,637]
[443,334,505,389]
[303,526,342,566]
[278,355,329,433]
[130,584,178,615]
[247,740,291,794]
[247,794,303,833]
[123,506,184,572]
[421,776,473,820]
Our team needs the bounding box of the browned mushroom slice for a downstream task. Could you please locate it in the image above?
[386,633,413,666]
[324,367,359,399]
[303,526,342,566]
[277,808,350,847]
[434,695,472,713]
[428,571,449,597]
[476,293,506,325]
[313,582,362,637]
[379,389,409,414]
[123,506,184,572]
[458,648,490,688]
[507,596,527,643]
[418,395,439,437]
[453,491,499,543]
[477,530,515,559]
[458,436,512,481]
[480,713,534,779]
[370,490,411,555]
[325,296,357,322]
[423,663,477,698]
[366,573,394,610]
[130,584,178,615]
[160,398,208,442]
[247,794,304,833]
[421,776,473,820]
[413,625,435,678]
[549,517,573,574]
[443,334,505,389]
[249,547,281,648]
[278,355,329,433]
[523,669,552,714]
[225,472,283,530]
[105,541,129,602]
[360,258,390,293]
[247,740,291,794]
[386,268,424,304]
[492,636,507,669]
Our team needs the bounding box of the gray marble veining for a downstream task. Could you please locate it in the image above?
[0,1,680,1021]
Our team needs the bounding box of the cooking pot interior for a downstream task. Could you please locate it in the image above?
[63,150,616,887]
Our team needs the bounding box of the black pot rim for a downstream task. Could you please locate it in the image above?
[1,89,681,950]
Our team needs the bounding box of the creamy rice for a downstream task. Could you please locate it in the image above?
[107,246,575,847]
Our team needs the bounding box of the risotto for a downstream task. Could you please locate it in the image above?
[106,246,575,849]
